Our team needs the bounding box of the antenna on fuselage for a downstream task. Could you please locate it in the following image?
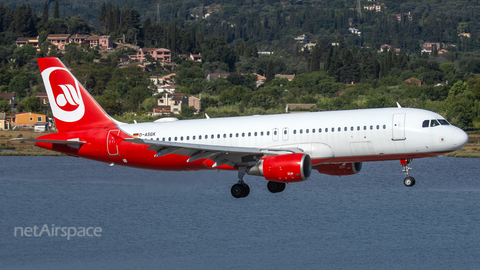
[396,102,402,108]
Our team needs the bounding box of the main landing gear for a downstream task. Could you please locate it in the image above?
[230,166,287,198]
[231,166,250,198]
[267,181,286,193]
[401,159,416,187]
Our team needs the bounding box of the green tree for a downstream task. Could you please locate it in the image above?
[0,98,10,112]
[440,63,455,75]
[219,85,249,105]
[53,0,59,19]
[181,104,194,118]
[265,61,275,83]
[141,97,157,112]
[41,1,49,26]
[175,66,204,86]
[8,76,30,99]
[24,96,42,112]
[202,36,237,71]
[96,90,123,115]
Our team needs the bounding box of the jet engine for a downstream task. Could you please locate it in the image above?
[316,162,362,176]
[248,153,312,182]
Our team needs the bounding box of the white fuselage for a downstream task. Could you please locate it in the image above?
[119,108,468,164]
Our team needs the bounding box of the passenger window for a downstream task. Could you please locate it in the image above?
[230,133,232,138]
[236,133,239,137]
[193,136,195,140]
[211,134,214,139]
[162,138,165,141]
[376,125,379,130]
[351,127,354,131]
[331,128,334,132]
[430,119,440,127]
[217,134,220,138]
[300,129,303,134]
[337,127,341,132]
[363,126,367,130]
[370,125,373,130]
[199,135,202,140]
[344,127,347,131]
[169,137,171,141]
[175,137,178,141]
[156,138,159,141]
[186,136,189,140]
[383,125,386,129]
[242,133,245,137]
[223,134,226,138]
[267,131,270,135]
[261,131,264,136]
[248,132,251,137]
[325,128,328,133]
[284,130,287,135]
[306,129,309,133]
[254,132,257,136]
[357,126,360,131]
[181,137,184,141]
[319,128,322,133]
[293,130,297,134]
[312,129,315,133]
[274,131,277,135]
[422,120,429,128]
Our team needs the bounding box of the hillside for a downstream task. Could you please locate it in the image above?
[1,0,480,134]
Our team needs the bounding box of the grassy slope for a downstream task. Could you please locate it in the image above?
[0,130,63,156]
[443,133,480,158]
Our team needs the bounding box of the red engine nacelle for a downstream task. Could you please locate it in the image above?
[316,162,362,176]
[248,153,312,182]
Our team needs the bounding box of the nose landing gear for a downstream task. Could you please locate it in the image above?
[401,159,415,187]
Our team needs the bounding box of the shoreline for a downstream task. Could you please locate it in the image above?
[1,130,479,158]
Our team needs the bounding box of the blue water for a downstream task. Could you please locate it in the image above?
[0,156,479,270]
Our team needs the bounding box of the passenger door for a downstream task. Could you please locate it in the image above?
[392,113,406,140]
[107,130,120,156]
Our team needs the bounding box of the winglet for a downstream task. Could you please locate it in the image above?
[205,113,210,119]
[396,102,402,108]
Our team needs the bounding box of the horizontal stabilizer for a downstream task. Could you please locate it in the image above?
[11,138,86,145]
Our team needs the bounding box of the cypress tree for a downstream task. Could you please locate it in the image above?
[266,60,275,83]
[99,3,107,29]
[53,0,59,19]
[41,1,49,25]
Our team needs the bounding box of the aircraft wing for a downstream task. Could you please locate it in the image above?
[124,137,302,167]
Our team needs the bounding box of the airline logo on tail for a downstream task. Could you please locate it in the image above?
[41,67,85,122]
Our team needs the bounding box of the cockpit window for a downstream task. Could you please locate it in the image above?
[430,119,440,127]
[422,120,429,128]
[438,119,450,125]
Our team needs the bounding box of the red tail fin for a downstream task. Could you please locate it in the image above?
[37,57,116,132]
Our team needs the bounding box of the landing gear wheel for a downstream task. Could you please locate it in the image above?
[404,176,416,187]
[231,184,244,198]
[267,181,286,193]
[244,184,250,197]
[277,183,286,193]
[231,183,250,198]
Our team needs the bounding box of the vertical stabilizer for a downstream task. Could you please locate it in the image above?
[37,57,116,132]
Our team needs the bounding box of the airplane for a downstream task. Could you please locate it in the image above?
[15,57,469,198]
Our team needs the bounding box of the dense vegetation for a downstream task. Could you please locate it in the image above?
[1,0,480,129]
